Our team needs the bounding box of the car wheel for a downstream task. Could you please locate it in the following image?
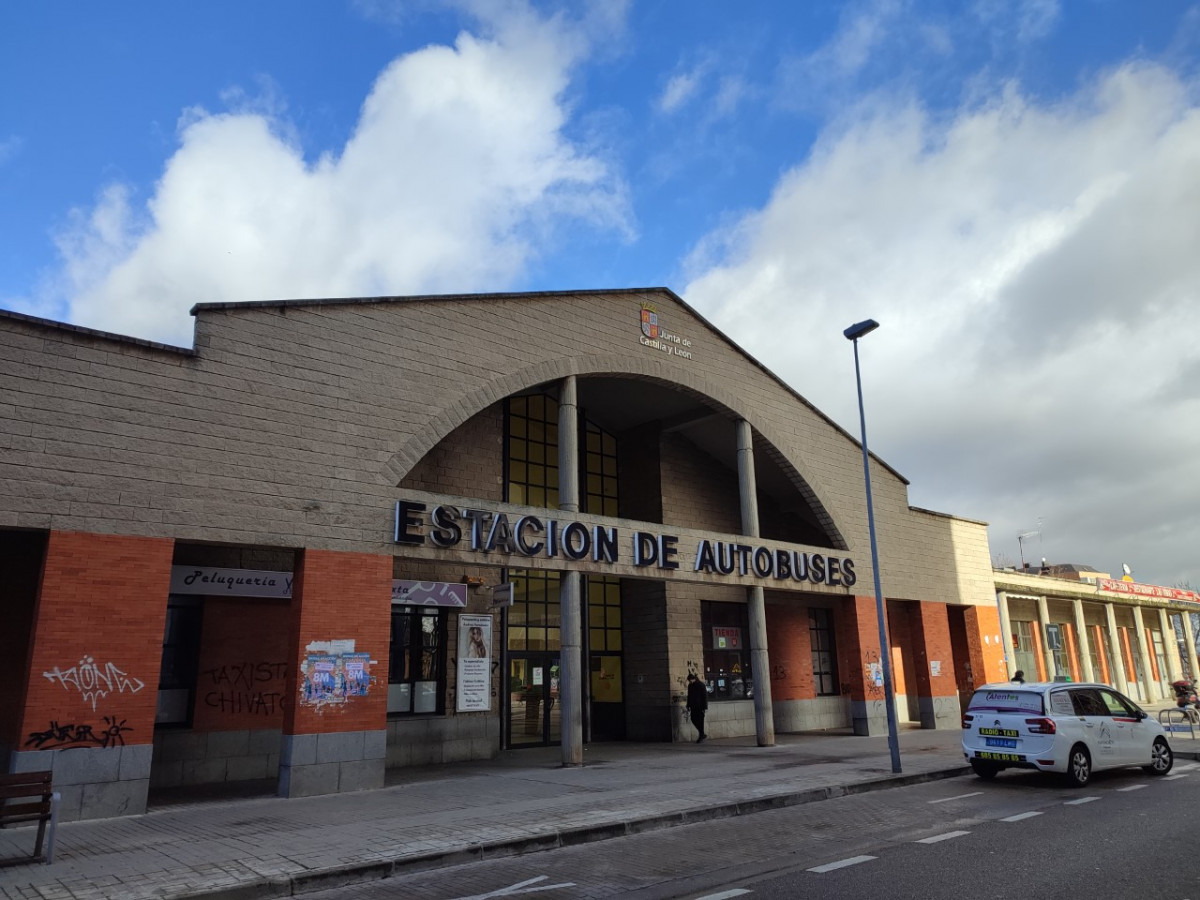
[970,759,999,780]
[1065,743,1091,788]
[1144,737,1174,776]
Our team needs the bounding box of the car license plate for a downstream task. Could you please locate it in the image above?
[976,751,1023,762]
[985,737,1018,749]
[979,728,1019,737]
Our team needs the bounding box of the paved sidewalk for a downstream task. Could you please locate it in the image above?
[3,710,1196,900]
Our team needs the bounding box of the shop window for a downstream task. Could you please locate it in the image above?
[809,607,838,696]
[701,601,753,701]
[389,606,446,715]
[157,597,204,726]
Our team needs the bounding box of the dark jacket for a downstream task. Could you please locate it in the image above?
[687,679,708,710]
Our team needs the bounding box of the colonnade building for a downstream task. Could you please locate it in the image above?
[1,288,1004,822]
[995,567,1200,703]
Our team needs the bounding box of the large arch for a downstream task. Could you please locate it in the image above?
[379,352,850,549]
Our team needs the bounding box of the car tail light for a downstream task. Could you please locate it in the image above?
[1025,717,1056,734]
[962,713,974,729]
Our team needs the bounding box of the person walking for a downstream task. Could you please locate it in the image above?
[686,673,708,743]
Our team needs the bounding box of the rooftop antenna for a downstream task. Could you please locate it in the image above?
[1018,530,1040,570]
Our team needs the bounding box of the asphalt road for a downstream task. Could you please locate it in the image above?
[300,760,1200,900]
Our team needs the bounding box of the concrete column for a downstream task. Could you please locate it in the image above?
[1035,595,1057,680]
[558,376,583,766]
[1159,608,1183,683]
[736,419,774,747]
[1131,606,1157,702]
[996,592,1016,679]
[1104,603,1129,695]
[1072,599,1094,683]
[1184,612,1199,681]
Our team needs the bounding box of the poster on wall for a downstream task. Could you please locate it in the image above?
[456,615,493,712]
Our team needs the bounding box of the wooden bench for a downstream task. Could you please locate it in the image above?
[0,771,60,866]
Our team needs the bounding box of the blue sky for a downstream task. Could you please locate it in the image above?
[3,1,1199,588]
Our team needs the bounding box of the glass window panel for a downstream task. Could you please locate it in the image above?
[587,473,602,493]
[587,431,601,452]
[546,627,561,649]
[509,439,527,461]
[508,628,527,650]
[603,476,617,496]
[607,630,621,651]
[510,416,527,437]
[602,433,616,454]
[528,629,545,651]
[528,394,544,416]
[605,583,620,604]
[510,396,527,415]
[589,606,605,627]
[529,420,545,442]
[508,484,525,505]
[529,464,545,484]
[509,461,527,483]
[590,629,606,651]
[548,488,560,507]
[602,456,617,476]
[529,442,545,464]
[546,401,559,424]
[528,486,545,507]
[606,607,621,627]
[547,465,559,487]
[603,498,619,517]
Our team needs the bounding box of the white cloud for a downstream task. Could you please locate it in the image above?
[659,68,704,114]
[32,4,630,346]
[683,61,1200,587]
[0,136,21,165]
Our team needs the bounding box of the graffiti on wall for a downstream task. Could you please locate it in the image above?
[42,656,145,712]
[26,716,133,750]
[202,661,288,717]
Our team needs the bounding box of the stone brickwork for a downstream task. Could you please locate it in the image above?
[0,291,993,607]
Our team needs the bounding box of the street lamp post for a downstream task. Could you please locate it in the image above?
[843,318,902,774]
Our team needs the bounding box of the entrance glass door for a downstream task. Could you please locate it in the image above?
[508,655,560,746]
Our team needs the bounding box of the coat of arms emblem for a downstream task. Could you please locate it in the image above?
[640,306,659,339]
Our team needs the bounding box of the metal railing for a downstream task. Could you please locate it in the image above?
[1158,707,1198,740]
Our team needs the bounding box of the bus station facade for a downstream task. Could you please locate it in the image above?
[2,288,1005,820]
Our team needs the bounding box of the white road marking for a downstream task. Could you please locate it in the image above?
[695,891,752,900]
[1117,784,1148,792]
[1063,796,1100,805]
[1176,762,1200,771]
[807,855,877,873]
[916,830,970,843]
[1163,774,1189,781]
[927,792,983,804]
[451,875,578,899]
[1000,811,1042,822]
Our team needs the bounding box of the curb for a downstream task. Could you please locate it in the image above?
[176,765,971,900]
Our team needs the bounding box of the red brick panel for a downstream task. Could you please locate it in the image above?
[192,598,291,731]
[962,605,1006,686]
[765,605,812,701]
[1092,625,1111,684]
[835,595,884,701]
[887,601,913,697]
[19,531,174,749]
[284,549,391,736]
[910,601,957,698]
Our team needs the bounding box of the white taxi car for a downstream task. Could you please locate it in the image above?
[962,681,1173,786]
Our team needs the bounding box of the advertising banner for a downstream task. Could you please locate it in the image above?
[456,615,493,712]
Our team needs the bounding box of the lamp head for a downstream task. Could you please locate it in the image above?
[843,319,880,341]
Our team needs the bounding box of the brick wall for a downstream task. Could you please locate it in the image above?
[765,604,812,701]
[284,549,391,736]
[909,601,957,698]
[192,598,291,732]
[834,595,882,699]
[19,531,173,748]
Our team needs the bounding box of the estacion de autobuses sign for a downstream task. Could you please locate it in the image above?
[393,493,857,590]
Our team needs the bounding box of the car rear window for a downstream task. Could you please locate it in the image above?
[966,689,1044,714]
